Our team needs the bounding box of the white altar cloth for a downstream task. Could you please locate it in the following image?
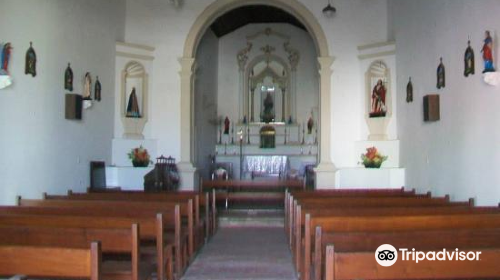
[243,155,289,175]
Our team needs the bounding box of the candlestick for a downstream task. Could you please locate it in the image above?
[231,124,234,144]
[284,127,287,144]
[302,122,305,145]
[218,126,222,144]
[298,124,301,143]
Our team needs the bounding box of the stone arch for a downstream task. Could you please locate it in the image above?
[183,0,330,58]
[178,0,336,190]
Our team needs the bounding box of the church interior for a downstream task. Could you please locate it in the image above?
[1,0,500,279]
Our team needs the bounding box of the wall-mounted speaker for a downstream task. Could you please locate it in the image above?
[65,93,82,120]
[423,94,440,122]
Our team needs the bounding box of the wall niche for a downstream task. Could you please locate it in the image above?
[121,61,149,139]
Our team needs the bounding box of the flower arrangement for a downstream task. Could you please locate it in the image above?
[128,146,152,167]
[360,146,388,168]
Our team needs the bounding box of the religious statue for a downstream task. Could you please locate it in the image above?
[94,76,101,101]
[481,30,495,73]
[64,63,73,91]
[370,79,387,118]
[262,92,274,123]
[406,77,413,103]
[126,87,141,118]
[307,117,314,134]
[437,57,445,89]
[464,40,475,77]
[25,42,37,77]
[83,72,92,100]
[223,117,230,134]
[1,43,12,75]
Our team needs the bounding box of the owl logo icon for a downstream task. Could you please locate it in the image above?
[375,244,398,267]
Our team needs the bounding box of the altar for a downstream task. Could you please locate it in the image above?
[215,122,318,180]
[243,155,289,178]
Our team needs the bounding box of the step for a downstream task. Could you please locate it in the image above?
[218,209,285,228]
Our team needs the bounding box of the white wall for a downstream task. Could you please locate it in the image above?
[194,30,219,179]
[0,0,125,204]
[217,23,319,124]
[390,0,500,205]
[124,0,389,169]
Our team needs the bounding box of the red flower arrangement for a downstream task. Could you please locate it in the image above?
[128,146,152,167]
[360,146,388,168]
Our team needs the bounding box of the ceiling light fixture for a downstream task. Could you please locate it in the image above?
[322,0,336,17]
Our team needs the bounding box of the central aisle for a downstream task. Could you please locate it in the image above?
[181,227,298,280]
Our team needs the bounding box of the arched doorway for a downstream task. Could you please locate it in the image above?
[178,0,336,190]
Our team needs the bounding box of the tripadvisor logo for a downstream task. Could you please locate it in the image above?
[375,244,482,267]
[375,244,398,267]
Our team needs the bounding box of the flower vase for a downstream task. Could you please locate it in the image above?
[132,160,149,167]
[363,161,382,168]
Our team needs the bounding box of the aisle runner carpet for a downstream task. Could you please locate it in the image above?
[181,227,298,280]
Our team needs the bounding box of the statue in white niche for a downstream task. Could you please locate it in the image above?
[370,79,387,118]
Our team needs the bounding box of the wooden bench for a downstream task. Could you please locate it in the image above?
[0,223,153,280]
[79,189,217,236]
[290,195,469,265]
[48,190,211,247]
[289,195,467,236]
[323,228,500,280]
[203,179,304,209]
[17,197,195,260]
[306,213,500,280]
[0,241,101,280]
[0,207,180,280]
[284,188,426,240]
[297,204,500,266]
[293,199,483,259]
[299,206,500,280]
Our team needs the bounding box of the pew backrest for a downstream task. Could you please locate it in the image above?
[0,242,101,280]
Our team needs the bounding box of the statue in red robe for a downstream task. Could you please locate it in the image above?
[370,79,387,117]
[482,30,495,73]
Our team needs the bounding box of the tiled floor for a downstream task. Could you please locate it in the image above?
[181,227,298,280]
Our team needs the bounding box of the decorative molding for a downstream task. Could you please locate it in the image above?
[246,27,290,41]
[116,51,154,61]
[116,41,155,52]
[357,50,396,60]
[237,42,253,70]
[260,45,276,55]
[284,42,300,71]
[357,41,395,51]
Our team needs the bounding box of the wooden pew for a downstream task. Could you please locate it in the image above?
[323,229,500,280]
[18,197,195,261]
[289,195,467,240]
[0,208,179,280]
[82,189,216,236]
[203,178,304,209]
[290,195,469,268]
[306,208,500,280]
[284,188,426,241]
[0,224,153,280]
[49,190,211,247]
[306,213,500,280]
[293,200,489,266]
[0,241,101,280]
